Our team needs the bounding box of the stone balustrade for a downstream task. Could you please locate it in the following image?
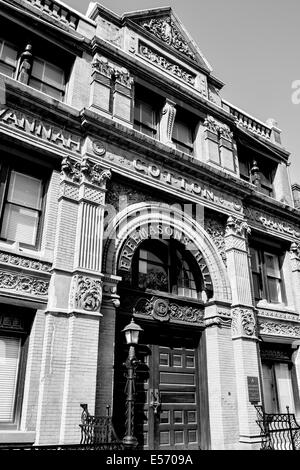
[24,0,79,29]
[223,100,272,141]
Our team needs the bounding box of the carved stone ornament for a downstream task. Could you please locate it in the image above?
[61,156,111,189]
[71,275,103,312]
[0,270,49,297]
[204,217,226,265]
[92,140,106,156]
[140,16,196,61]
[232,307,256,337]
[219,126,233,141]
[81,158,112,188]
[226,216,251,237]
[162,99,177,142]
[134,296,204,325]
[92,55,134,88]
[138,43,196,86]
[290,242,300,259]
[258,320,300,338]
[204,116,219,134]
[61,156,81,183]
[0,252,51,272]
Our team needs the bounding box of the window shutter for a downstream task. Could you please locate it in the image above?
[0,336,21,422]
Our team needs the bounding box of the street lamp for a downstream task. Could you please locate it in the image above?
[122,315,143,449]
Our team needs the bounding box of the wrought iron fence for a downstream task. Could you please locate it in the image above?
[255,405,300,450]
[0,404,124,451]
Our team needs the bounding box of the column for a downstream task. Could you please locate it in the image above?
[160,98,177,148]
[225,216,261,449]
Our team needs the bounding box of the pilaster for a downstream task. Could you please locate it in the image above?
[113,68,134,125]
[225,216,261,448]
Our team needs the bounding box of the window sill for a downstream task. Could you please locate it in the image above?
[0,241,52,264]
[0,431,35,444]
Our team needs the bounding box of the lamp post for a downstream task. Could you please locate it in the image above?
[122,316,143,449]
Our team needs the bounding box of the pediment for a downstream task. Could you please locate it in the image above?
[124,8,212,72]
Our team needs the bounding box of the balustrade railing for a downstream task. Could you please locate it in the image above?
[23,0,79,30]
[223,100,272,141]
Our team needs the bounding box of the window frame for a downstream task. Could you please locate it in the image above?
[29,56,66,101]
[0,313,31,431]
[0,162,47,250]
[133,95,159,139]
[250,246,286,305]
[172,111,195,156]
[0,38,18,79]
[132,238,203,300]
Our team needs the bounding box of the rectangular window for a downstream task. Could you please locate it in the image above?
[134,97,158,138]
[250,247,284,304]
[262,362,296,414]
[172,117,194,155]
[29,57,65,100]
[0,39,18,78]
[0,336,21,423]
[0,169,44,247]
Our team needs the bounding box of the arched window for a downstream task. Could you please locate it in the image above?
[132,239,203,300]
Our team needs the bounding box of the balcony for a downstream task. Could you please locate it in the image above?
[222,100,272,142]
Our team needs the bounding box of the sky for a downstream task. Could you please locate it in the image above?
[64,0,300,184]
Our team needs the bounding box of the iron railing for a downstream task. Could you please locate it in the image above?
[256,405,300,450]
[0,404,124,451]
[79,403,124,450]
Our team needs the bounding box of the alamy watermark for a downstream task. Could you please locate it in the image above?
[292,80,300,104]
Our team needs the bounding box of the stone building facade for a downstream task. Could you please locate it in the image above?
[0,0,300,450]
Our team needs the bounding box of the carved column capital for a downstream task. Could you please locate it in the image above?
[69,275,103,313]
[232,307,257,339]
[203,116,219,134]
[225,216,251,238]
[81,157,112,189]
[92,55,115,78]
[290,242,300,271]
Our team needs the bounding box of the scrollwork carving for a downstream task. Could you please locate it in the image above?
[259,320,300,338]
[140,16,196,61]
[226,216,251,237]
[134,296,204,325]
[0,270,49,297]
[204,217,226,265]
[71,275,103,312]
[204,116,219,134]
[232,307,256,337]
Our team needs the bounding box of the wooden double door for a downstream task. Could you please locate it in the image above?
[114,322,208,450]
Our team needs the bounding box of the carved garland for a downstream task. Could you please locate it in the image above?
[0,252,51,272]
[259,320,300,338]
[0,270,49,296]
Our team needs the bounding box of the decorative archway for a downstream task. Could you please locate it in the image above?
[103,202,231,303]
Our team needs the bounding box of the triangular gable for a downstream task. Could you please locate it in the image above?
[123,8,212,72]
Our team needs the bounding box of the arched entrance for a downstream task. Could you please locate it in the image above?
[103,203,231,450]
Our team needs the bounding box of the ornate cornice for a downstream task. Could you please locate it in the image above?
[257,307,299,323]
[139,16,196,61]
